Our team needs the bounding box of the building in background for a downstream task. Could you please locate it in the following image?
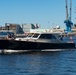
[22,23,40,33]
[5,23,24,34]
[0,23,40,34]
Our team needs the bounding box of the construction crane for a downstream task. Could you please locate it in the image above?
[64,0,73,33]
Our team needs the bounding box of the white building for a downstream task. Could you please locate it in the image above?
[21,23,40,33]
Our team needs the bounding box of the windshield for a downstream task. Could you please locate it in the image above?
[32,33,40,38]
[26,33,34,38]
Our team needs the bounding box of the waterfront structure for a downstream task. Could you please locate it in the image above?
[5,23,24,34]
[0,23,23,34]
[22,23,40,33]
[1,22,76,36]
[0,23,40,34]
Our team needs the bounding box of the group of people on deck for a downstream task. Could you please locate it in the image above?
[6,33,15,40]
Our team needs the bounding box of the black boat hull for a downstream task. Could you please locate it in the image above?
[0,39,75,50]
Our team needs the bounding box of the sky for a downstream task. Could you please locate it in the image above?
[0,0,76,29]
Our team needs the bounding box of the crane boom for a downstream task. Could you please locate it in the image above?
[64,0,73,33]
[66,0,68,20]
[70,0,72,21]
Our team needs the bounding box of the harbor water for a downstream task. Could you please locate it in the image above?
[0,50,76,75]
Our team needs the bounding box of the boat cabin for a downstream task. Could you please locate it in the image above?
[15,32,64,43]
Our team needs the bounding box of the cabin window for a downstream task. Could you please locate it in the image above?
[39,34,56,39]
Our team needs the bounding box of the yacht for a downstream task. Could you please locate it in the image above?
[0,32,75,51]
